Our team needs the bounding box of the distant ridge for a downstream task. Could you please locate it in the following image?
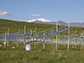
[0,18,84,27]
[26,18,84,27]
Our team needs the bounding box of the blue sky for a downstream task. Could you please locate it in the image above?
[0,0,84,23]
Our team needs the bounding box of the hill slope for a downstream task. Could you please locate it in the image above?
[0,19,83,35]
[0,19,55,33]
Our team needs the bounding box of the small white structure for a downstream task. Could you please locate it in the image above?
[12,46,16,49]
[4,42,6,44]
[26,44,31,51]
[72,45,75,48]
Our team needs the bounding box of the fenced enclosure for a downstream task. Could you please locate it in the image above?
[0,23,84,51]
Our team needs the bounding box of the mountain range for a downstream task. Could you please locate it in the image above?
[26,18,84,27]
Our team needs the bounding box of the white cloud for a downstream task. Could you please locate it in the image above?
[30,14,40,16]
[0,10,12,16]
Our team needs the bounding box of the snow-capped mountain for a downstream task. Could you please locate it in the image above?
[26,18,84,27]
[26,18,51,22]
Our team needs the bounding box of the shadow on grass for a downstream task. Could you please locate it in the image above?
[41,49,49,52]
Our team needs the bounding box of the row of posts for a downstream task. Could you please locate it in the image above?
[4,22,84,51]
[4,22,71,51]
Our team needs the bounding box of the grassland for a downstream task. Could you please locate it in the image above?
[0,42,84,63]
[0,19,83,34]
[0,19,84,63]
[0,19,55,33]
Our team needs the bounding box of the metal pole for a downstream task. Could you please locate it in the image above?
[51,31,53,47]
[7,28,9,46]
[36,27,38,46]
[34,27,36,48]
[67,24,70,51]
[24,26,26,48]
[43,33,45,49]
[30,30,32,45]
[4,32,6,48]
[75,29,77,48]
[56,21,58,51]
[64,36,66,48]
[81,30,83,50]
[37,36,38,46]
[17,29,20,47]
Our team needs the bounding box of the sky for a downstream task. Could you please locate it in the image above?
[0,0,84,23]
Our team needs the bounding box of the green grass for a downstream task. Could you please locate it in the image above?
[0,42,84,63]
[0,19,83,35]
[0,19,84,63]
[0,19,55,33]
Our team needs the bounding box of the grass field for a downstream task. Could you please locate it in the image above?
[0,42,84,63]
[0,19,83,34]
[0,19,84,63]
[0,19,55,33]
